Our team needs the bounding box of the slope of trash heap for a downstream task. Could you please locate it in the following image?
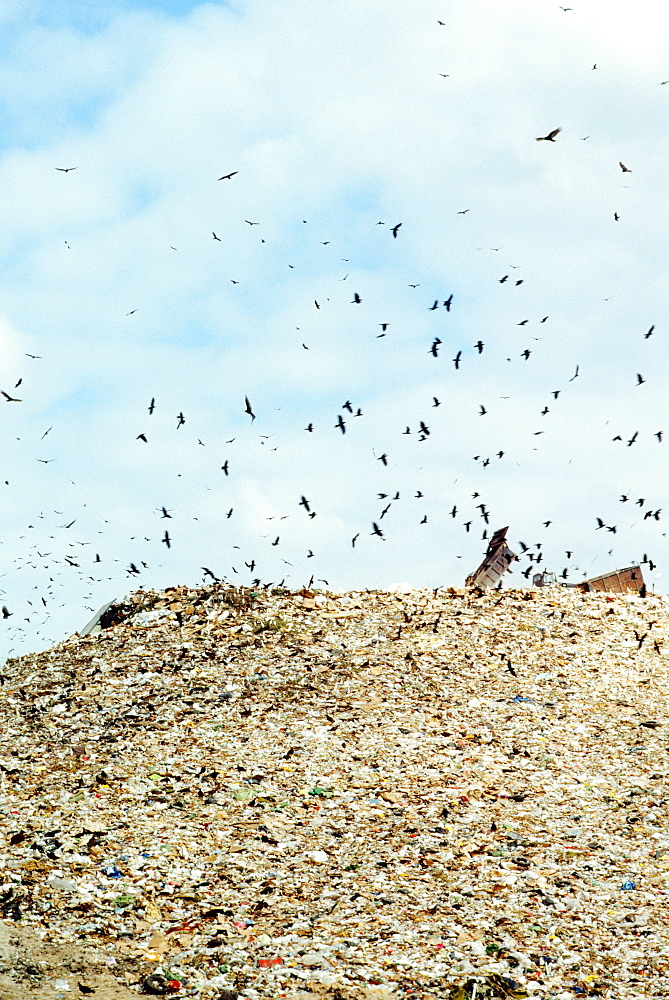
[2,582,669,1000]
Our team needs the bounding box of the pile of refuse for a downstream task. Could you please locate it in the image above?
[1,581,669,999]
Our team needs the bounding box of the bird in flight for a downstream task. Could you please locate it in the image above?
[55,166,77,172]
[218,171,238,180]
[212,232,221,241]
[391,223,402,238]
[176,412,185,428]
[244,396,256,421]
[636,373,646,385]
[162,531,171,548]
[645,326,655,338]
[536,128,561,142]
[1,391,21,402]
[148,398,155,414]
[444,294,453,311]
[619,162,632,172]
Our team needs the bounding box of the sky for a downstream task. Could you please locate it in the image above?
[2,0,669,658]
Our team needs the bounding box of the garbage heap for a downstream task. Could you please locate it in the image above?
[1,582,669,1000]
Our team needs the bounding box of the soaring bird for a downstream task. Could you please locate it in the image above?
[244,396,256,421]
[619,162,632,172]
[218,171,238,180]
[391,223,402,238]
[536,128,561,142]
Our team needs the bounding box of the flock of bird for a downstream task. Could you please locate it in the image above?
[0,2,666,655]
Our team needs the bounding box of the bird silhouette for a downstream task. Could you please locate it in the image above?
[536,128,561,142]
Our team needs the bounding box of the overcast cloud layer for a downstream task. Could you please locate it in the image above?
[2,0,669,657]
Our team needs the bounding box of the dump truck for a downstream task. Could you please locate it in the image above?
[466,526,516,589]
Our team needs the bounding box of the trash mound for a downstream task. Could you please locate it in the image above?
[2,582,669,999]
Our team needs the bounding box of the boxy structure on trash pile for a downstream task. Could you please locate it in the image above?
[465,526,516,589]
[577,564,646,596]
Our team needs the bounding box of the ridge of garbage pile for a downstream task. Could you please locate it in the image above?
[1,582,669,999]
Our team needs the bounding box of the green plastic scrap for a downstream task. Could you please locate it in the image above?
[114,894,136,909]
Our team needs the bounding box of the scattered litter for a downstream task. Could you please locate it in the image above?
[1,581,669,998]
